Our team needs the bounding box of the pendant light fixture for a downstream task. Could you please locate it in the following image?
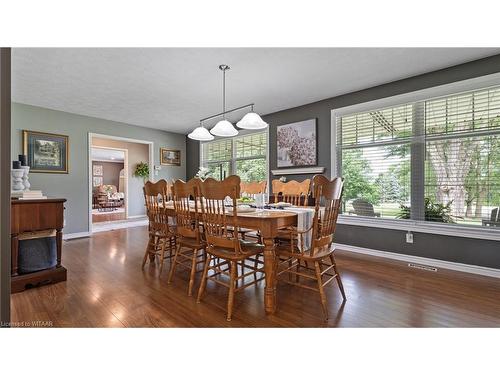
[187,120,214,141]
[236,104,268,130]
[210,65,239,137]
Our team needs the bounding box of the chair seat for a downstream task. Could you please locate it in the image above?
[276,243,336,260]
[178,236,204,249]
[206,240,264,261]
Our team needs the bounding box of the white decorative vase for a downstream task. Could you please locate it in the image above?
[20,165,30,190]
[11,169,25,191]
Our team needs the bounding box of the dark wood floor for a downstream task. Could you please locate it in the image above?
[10,226,500,327]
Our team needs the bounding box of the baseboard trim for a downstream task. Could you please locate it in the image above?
[63,231,91,240]
[127,215,147,219]
[335,243,500,279]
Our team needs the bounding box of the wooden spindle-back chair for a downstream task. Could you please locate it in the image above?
[276,175,346,320]
[196,176,265,321]
[240,181,267,199]
[272,179,311,206]
[142,179,176,274]
[167,178,207,296]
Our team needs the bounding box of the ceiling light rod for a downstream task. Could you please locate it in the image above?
[200,103,255,124]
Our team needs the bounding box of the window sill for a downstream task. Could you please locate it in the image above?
[337,215,500,241]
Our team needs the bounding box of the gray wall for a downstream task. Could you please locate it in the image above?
[186,54,500,269]
[12,103,186,234]
[92,161,124,188]
[1,48,11,325]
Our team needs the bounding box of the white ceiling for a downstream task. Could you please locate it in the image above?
[91,147,125,162]
[12,48,500,134]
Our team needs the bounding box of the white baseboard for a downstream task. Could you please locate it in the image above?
[127,215,147,219]
[335,243,500,279]
[63,231,91,240]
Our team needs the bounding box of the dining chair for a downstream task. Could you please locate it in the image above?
[276,175,346,320]
[272,179,311,206]
[167,178,207,296]
[196,176,265,321]
[234,180,267,242]
[142,179,176,274]
[240,180,267,198]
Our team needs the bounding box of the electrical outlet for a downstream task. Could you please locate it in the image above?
[406,231,413,244]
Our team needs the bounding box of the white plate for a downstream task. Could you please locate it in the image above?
[269,202,293,208]
[227,205,256,213]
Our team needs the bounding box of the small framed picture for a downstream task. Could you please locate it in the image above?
[93,177,103,187]
[93,164,103,176]
[23,130,69,173]
[160,148,181,166]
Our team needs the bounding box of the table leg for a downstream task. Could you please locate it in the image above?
[263,237,277,314]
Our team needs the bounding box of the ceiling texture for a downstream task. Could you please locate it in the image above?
[12,48,500,135]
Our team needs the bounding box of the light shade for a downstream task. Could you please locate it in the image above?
[236,112,268,130]
[210,120,239,137]
[188,126,214,141]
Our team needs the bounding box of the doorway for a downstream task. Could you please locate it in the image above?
[91,146,128,224]
[88,133,153,233]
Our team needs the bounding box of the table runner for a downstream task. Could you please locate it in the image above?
[282,207,316,250]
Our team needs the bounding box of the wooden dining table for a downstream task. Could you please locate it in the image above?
[163,202,298,314]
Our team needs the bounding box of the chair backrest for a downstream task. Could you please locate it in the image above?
[172,178,201,241]
[143,179,170,235]
[240,181,267,198]
[352,198,376,216]
[310,175,344,256]
[199,175,243,254]
[490,207,499,222]
[272,179,310,206]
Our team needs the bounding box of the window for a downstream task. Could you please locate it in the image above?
[336,86,500,229]
[338,104,412,219]
[201,131,268,183]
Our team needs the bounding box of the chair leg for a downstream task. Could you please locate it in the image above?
[159,239,168,275]
[167,243,182,284]
[330,254,346,300]
[288,259,293,281]
[188,248,199,296]
[227,261,237,322]
[296,259,301,282]
[142,236,153,268]
[314,261,329,321]
[197,254,211,303]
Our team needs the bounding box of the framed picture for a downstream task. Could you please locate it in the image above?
[93,164,103,176]
[23,130,69,173]
[276,119,317,168]
[93,177,103,187]
[160,148,181,166]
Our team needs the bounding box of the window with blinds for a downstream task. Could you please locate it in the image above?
[424,87,500,225]
[338,104,413,219]
[201,131,268,182]
[337,86,500,228]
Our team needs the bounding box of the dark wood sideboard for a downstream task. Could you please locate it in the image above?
[11,198,67,293]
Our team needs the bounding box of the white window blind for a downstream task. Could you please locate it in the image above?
[337,86,500,229]
[424,87,500,225]
[338,104,412,219]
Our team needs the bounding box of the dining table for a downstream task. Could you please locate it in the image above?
[163,202,298,314]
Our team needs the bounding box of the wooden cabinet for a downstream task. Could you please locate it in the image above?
[11,198,67,293]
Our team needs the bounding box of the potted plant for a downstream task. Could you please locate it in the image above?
[133,162,150,182]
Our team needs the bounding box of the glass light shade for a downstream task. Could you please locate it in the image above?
[188,126,214,141]
[236,112,268,129]
[210,119,239,137]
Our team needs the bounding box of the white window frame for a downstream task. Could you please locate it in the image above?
[331,72,500,241]
[199,128,270,190]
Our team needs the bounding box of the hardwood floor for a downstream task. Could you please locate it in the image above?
[10,226,500,327]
